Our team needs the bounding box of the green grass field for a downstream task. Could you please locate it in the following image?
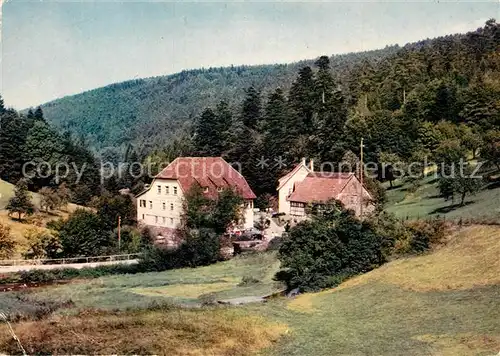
[385,174,500,223]
[0,179,16,210]
[0,179,42,210]
[0,252,282,316]
[1,226,499,355]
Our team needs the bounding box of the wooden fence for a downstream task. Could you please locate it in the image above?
[0,253,142,267]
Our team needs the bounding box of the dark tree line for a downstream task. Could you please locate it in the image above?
[185,20,499,205]
[0,101,101,204]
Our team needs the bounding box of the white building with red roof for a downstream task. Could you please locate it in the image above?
[136,157,256,237]
[277,160,373,217]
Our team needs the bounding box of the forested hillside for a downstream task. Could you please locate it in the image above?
[9,19,498,207]
[41,47,399,153]
[40,21,499,165]
[152,19,499,202]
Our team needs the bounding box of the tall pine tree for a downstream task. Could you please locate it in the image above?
[314,56,348,164]
[241,86,262,129]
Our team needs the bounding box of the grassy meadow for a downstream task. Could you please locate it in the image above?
[0,253,282,315]
[0,225,499,355]
[0,179,85,258]
[385,174,500,223]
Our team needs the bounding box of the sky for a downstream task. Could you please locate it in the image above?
[1,0,498,109]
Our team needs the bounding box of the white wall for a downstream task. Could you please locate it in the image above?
[278,165,310,214]
[243,200,254,229]
[136,178,184,229]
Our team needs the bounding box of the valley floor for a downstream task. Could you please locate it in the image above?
[0,226,499,355]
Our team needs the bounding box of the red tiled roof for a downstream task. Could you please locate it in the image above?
[287,172,355,203]
[156,157,256,199]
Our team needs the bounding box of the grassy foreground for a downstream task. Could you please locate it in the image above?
[260,225,500,355]
[0,307,286,355]
[0,226,499,355]
[0,253,282,316]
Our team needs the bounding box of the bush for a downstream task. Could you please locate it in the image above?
[0,223,16,259]
[277,205,385,291]
[54,209,116,257]
[19,269,56,284]
[266,235,285,251]
[111,225,143,254]
[23,228,62,259]
[367,212,449,256]
[405,218,447,253]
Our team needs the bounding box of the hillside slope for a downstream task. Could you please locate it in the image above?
[277,225,500,355]
[0,225,498,354]
[40,48,399,151]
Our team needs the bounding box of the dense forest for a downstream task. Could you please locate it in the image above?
[3,19,499,207]
[158,19,500,201]
[40,46,400,154]
[0,102,101,204]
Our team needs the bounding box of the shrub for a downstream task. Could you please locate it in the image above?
[0,223,16,259]
[277,205,385,291]
[367,212,414,257]
[266,236,284,251]
[54,209,115,257]
[405,218,448,253]
[112,225,143,254]
[23,228,62,259]
[19,269,56,284]
[137,229,221,271]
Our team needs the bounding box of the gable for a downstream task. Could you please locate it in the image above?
[337,176,373,200]
[277,163,310,191]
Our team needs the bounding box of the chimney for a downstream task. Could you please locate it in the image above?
[301,157,306,166]
[309,159,314,172]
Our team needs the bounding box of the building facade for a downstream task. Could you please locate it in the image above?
[277,161,374,217]
[136,157,256,240]
[277,159,312,214]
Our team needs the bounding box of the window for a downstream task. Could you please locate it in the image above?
[170,218,174,225]
[173,186,177,195]
[203,187,209,193]
[170,203,174,211]
[162,202,166,210]
[162,217,166,224]
[157,185,161,194]
[155,216,158,224]
[165,186,169,194]
[140,200,146,207]
[142,214,144,220]
[149,201,153,209]
[217,187,223,192]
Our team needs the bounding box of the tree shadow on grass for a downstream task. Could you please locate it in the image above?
[485,180,500,190]
[430,201,474,214]
[386,184,404,191]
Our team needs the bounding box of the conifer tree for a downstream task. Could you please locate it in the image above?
[7,179,34,220]
[193,108,219,156]
[214,100,233,154]
[0,111,29,183]
[241,86,261,129]
[289,66,316,134]
[34,106,45,122]
[314,56,347,163]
